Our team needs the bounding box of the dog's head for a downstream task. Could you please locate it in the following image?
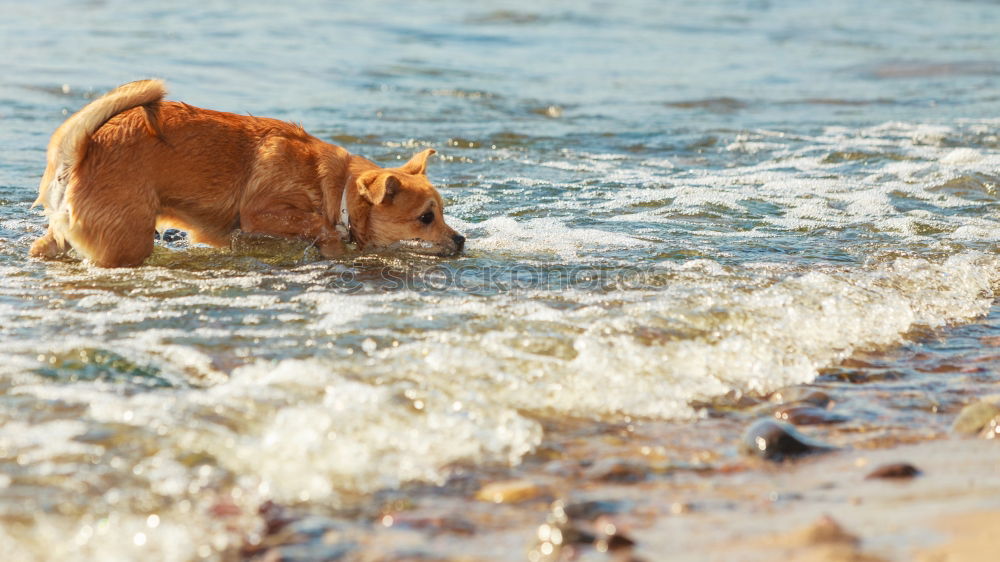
[351,149,465,256]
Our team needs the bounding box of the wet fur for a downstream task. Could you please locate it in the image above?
[30,79,463,267]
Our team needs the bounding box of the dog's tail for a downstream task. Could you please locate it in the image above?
[34,79,167,209]
[54,79,166,169]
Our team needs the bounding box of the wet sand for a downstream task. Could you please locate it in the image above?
[636,438,1000,562]
[243,311,1000,561]
[242,420,1000,562]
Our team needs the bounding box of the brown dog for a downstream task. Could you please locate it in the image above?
[29,79,465,267]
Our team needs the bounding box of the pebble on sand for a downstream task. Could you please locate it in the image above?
[474,479,549,504]
[530,501,641,562]
[791,514,859,547]
[951,399,1000,436]
[740,419,837,461]
[865,462,921,479]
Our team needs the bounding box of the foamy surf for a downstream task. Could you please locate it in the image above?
[3,247,996,558]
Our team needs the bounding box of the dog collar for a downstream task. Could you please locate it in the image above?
[335,182,351,242]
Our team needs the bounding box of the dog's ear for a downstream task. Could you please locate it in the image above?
[357,171,401,205]
[399,148,436,176]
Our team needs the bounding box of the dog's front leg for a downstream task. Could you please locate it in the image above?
[313,232,346,258]
[239,206,345,258]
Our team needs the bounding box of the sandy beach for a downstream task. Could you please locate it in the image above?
[242,320,1000,560]
[237,407,1000,561]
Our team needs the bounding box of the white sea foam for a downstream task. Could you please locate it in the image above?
[404,252,997,418]
[466,216,655,259]
[13,358,544,501]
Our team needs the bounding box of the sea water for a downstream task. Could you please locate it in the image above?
[0,0,998,559]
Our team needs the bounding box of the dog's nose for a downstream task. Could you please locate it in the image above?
[452,234,466,252]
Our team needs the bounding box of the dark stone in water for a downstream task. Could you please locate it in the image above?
[769,388,831,408]
[534,501,638,561]
[692,389,764,416]
[560,525,598,545]
[666,96,748,113]
[249,502,357,561]
[740,419,837,461]
[583,458,649,482]
[155,228,187,243]
[389,513,476,535]
[599,531,637,551]
[259,500,296,535]
[563,499,626,521]
[819,368,906,384]
[865,462,920,479]
[774,405,849,425]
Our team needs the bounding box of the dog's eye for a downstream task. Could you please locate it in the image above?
[418,211,434,225]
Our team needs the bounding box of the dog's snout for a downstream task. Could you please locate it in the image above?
[452,234,466,252]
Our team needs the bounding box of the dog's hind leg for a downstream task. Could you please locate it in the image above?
[60,182,159,268]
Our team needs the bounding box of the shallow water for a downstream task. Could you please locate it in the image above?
[1,0,999,559]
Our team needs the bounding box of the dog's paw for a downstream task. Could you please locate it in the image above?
[29,231,67,259]
[317,237,347,259]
